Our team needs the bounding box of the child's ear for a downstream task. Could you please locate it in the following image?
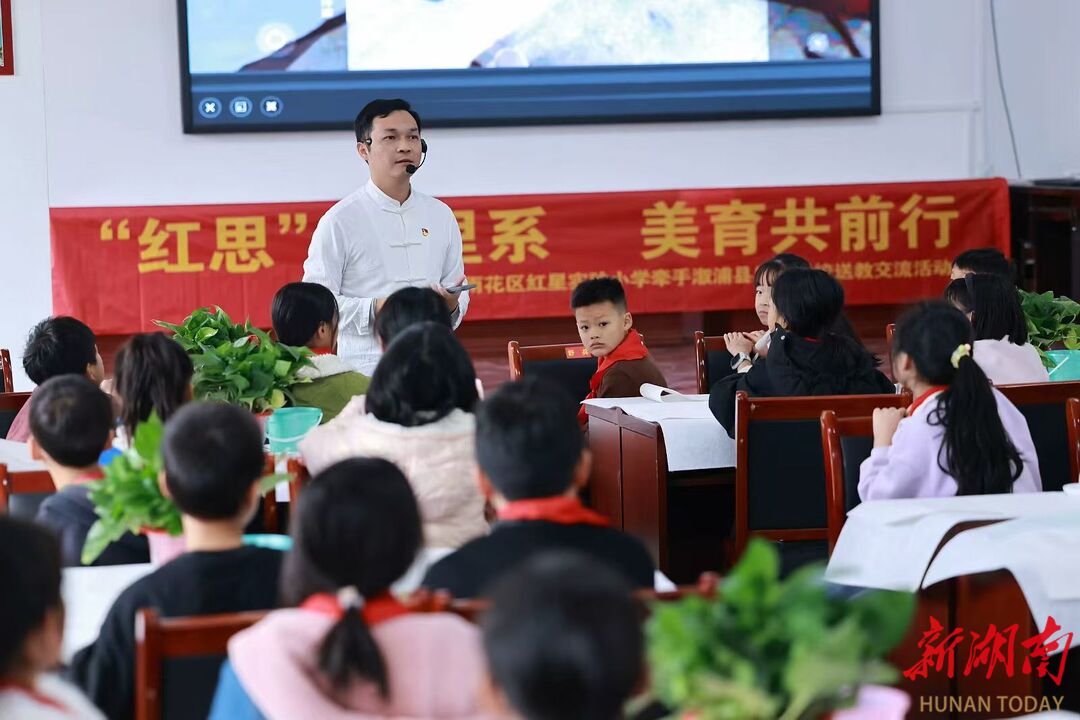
[622,311,633,332]
[28,436,46,462]
[157,470,172,500]
[571,448,593,493]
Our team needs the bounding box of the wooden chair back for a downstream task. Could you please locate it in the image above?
[820,412,874,553]
[508,340,596,400]
[734,391,911,568]
[995,381,1080,492]
[0,348,13,393]
[135,608,265,720]
[1068,397,1080,485]
[0,391,31,439]
[0,463,55,517]
[693,331,732,394]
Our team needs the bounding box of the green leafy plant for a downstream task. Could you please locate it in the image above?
[1018,289,1080,368]
[82,414,180,564]
[156,306,312,412]
[646,540,914,720]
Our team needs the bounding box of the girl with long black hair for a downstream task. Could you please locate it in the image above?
[859,301,1042,500]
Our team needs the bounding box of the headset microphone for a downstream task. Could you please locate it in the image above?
[405,138,429,175]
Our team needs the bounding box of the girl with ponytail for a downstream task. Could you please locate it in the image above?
[859,301,1042,500]
[209,458,488,720]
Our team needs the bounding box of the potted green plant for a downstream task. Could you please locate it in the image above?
[1018,289,1080,378]
[645,540,914,720]
[81,414,186,565]
[155,306,313,413]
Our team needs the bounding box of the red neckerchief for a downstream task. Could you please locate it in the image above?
[578,329,650,424]
[72,470,104,484]
[497,496,611,527]
[908,386,948,416]
[310,347,334,356]
[0,682,70,714]
[300,592,411,625]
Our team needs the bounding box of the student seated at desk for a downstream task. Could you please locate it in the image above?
[30,376,149,567]
[112,333,193,450]
[944,273,1048,385]
[482,552,643,720]
[721,253,811,375]
[860,301,1042,501]
[209,458,488,720]
[709,268,894,438]
[421,377,655,598]
[271,282,370,423]
[7,317,105,443]
[68,402,283,720]
[571,277,667,425]
[300,322,486,549]
[0,517,105,720]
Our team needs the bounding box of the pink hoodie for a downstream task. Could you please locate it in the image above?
[228,608,495,720]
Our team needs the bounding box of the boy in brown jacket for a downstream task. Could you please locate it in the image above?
[571,277,667,424]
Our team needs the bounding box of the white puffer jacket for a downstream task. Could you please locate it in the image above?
[299,409,486,549]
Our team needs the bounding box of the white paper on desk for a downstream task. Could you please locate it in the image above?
[844,491,1077,526]
[921,513,1080,656]
[0,438,46,473]
[581,396,735,470]
[640,383,696,403]
[825,511,981,592]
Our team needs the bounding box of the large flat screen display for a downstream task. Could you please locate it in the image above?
[178,0,879,133]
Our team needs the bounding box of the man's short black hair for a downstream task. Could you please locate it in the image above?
[29,375,114,467]
[374,286,451,347]
[354,98,422,144]
[483,552,642,720]
[161,402,264,520]
[570,277,627,313]
[22,316,98,386]
[0,517,62,676]
[271,282,339,347]
[952,248,1013,281]
[475,376,583,500]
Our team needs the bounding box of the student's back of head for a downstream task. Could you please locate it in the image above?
[366,322,478,427]
[161,402,264,520]
[482,552,642,720]
[770,267,844,339]
[271,282,340,348]
[0,516,63,680]
[949,273,1028,345]
[952,248,1013,281]
[29,375,114,468]
[476,376,584,500]
[114,332,194,440]
[374,286,451,348]
[281,457,422,695]
[22,316,103,386]
[893,301,1024,495]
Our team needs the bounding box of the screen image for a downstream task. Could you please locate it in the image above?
[179,0,878,132]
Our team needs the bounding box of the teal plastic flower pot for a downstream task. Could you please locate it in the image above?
[265,406,323,454]
[1045,350,1080,381]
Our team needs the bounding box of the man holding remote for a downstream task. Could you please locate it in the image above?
[303,98,471,374]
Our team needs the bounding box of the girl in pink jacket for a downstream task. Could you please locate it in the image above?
[860,301,1042,501]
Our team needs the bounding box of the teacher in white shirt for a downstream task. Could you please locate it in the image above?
[303,98,469,375]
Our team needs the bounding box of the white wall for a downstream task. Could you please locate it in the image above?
[0,0,1054,390]
[0,0,50,391]
[982,0,1080,180]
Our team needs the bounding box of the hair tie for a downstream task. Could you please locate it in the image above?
[336,585,364,611]
[950,342,972,369]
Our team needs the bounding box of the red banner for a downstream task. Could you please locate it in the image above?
[50,178,1009,335]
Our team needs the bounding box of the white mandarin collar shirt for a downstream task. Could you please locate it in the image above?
[303,179,469,375]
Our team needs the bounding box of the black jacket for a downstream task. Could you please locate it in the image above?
[36,485,150,567]
[421,520,655,598]
[709,329,894,438]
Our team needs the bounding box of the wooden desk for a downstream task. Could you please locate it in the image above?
[585,405,732,580]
